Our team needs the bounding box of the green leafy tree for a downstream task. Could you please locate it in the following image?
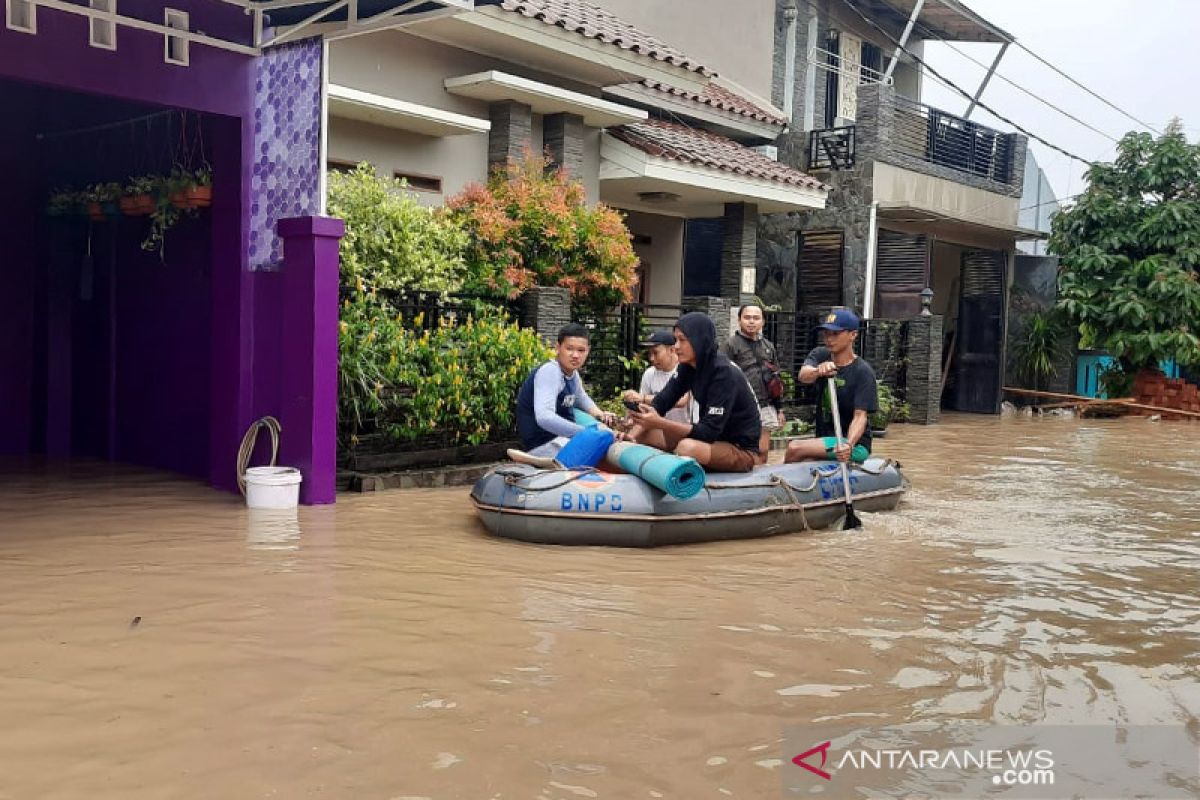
[1051,121,1200,379]
[327,163,469,294]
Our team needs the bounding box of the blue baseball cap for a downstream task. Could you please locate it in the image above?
[815,308,861,332]
[640,330,677,347]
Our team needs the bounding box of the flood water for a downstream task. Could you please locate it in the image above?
[1,415,1198,799]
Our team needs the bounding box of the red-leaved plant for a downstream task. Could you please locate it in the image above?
[447,153,639,310]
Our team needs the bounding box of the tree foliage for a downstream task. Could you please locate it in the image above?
[1051,121,1200,373]
[447,155,639,310]
[327,164,469,294]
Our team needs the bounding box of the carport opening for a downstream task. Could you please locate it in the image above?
[0,78,233,480]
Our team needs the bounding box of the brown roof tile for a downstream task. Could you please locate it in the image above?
[492,0,713,76]
[642,80,786,126]
[608,119,827,190]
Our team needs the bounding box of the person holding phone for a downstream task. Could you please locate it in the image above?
[621,330,697,429]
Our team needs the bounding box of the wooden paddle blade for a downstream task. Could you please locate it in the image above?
[842,504,863,530]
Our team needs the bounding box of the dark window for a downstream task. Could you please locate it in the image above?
[327,159,360,174]
[824,29,840,129]
[874,229,930,319]
[394,171,442,193]
[683,218,724,298]
[861,42,883,83]
[796,230,844,311]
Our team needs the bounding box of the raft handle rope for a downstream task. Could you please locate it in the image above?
[236,416,281,495]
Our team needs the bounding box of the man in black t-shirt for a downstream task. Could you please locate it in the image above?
[785,308,879,465]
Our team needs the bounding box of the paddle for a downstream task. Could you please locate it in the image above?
[826,376,862,531]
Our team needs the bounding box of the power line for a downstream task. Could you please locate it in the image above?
[825,0,1093,166]
[872,0,1120,143]
[1008,38,1164,137]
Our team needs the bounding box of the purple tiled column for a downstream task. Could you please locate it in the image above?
[276,215,344,505]
[250,39,322,271]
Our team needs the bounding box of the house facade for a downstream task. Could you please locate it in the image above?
[0,0,475,503]
[324,0,829,310]
[763,0,1041,414]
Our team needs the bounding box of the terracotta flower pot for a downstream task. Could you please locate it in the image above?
[87,202,105,221]
[119,196,139,216]
[169,191,189,209]
[186,185,212,208]
[134,194,156,215]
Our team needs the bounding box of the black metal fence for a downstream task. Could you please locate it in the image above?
[568,302,911,407]
[346,286,520,329]
[573,302,688,399]
[893,95,1016,186]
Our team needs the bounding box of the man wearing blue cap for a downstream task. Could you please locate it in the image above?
[785,308,879,465]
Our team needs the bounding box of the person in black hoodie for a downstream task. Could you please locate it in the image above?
[625,312,762,472]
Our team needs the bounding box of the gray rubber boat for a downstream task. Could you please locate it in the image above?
[470,458,907,547]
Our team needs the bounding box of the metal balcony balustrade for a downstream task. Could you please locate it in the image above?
[807,94,1017,186]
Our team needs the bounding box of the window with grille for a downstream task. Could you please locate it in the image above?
[796,230,844,311]
[874,229,930,319]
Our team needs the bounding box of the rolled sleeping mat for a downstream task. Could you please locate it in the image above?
[572,408,600,428]
[604,441,706,500]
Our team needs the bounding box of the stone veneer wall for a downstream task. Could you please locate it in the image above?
[250,38,323,270]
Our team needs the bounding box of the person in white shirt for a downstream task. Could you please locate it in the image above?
[622,330,697,428]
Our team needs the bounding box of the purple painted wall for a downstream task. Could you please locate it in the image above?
[0,112,37,453]
[1,7,337,500]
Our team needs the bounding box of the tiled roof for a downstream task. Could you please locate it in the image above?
[491,0,713,76]
[608,119,827,190]
[642,80,786,126]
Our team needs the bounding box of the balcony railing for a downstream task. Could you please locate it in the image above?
[892,95,1016,185]
[808,125,856,170]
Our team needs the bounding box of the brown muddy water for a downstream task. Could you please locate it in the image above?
[1,415,1198,799]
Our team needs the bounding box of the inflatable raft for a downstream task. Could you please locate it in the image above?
[470,458,907,547]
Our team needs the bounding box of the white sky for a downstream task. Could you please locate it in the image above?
[918,0,1200,203]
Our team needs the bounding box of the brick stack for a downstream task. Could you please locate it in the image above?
[1134,370,1200,419]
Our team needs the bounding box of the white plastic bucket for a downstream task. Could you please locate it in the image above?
[244,466,302,509]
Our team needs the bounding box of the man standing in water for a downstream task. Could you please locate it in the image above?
[626,313,761,472]
[785,308,878,465]
[721,303,784,464]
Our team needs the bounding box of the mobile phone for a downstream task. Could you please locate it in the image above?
[623,399,641,411]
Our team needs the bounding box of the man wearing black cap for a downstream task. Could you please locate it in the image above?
[622,330,697,427]
[626,312,762,473]
[785,308,879,465]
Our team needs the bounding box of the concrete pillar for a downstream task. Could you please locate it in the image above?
[682,295,733,345]
[544,112,585,180]
[276,215,344,504]
[519,286,572,345]
[904,314,943,425]
[721,202,759,306]
[488,101,533,175]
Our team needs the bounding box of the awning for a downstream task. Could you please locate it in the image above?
[600,120,827,216]
[444,71,646,127]
[877,202,1047,239]
[328,84,490,135]
[243,0,473,49]
[853,0,1013,43]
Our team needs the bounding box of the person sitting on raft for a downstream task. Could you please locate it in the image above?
[624,312,762,473]
[515,323,618,460]
[622,330,697,426]
[784,308,878,465]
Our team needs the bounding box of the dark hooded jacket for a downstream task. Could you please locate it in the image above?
[651,312,762,452]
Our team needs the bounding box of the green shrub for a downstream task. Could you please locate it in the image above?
[338,302,551,448]
[328,163,469,294]
[870,382,910,430]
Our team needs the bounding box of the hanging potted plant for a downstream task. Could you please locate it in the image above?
[47,188,84,218]
[121,175,158,216]
[167,166,193,209]
[87,183,122,221]
[186,166,212,208]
